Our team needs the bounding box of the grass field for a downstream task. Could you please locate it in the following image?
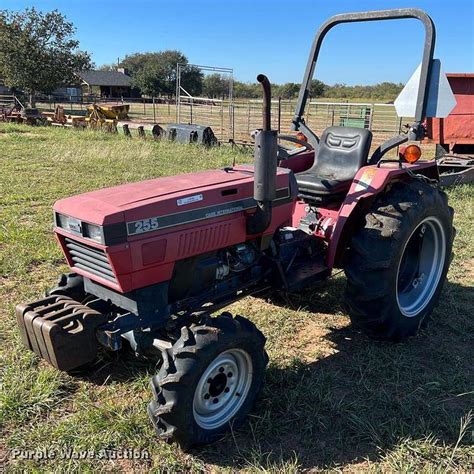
[0,124,472,472]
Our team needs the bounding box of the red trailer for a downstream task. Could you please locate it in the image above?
[425,73,474,185]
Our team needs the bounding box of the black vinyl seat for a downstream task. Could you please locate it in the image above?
[296,126,372,203]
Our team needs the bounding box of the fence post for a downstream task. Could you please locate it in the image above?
[220,100,224,140]
[247,101,250,136]
[232,102,235,142]
[277,96,281,134]
[153,97,156,123]
[307,98,311,126]
[368,104,374,130]
[143,99,146,115]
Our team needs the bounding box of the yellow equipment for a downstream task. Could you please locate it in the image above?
[85,103,130,130]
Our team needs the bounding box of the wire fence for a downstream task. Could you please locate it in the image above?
[5,93,412,147]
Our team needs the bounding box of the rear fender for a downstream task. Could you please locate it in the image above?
[278,149,315,174]
[327,161,439,268]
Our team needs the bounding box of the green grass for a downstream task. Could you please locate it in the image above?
[0,123,473,472]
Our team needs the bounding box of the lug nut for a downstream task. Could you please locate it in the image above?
[213,398,219,404]
[219,367,225,373]
[204,393,210,400]
[224,387,230,393]
[227,372,233,378]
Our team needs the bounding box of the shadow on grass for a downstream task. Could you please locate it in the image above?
[198,279,473,469]
[74,279,472,470]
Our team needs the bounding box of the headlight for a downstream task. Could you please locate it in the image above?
[83,223,103,243]
[56,213,81,233]
[55,213,104,244]
[56,213,69,228]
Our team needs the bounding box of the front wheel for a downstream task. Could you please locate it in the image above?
[344,181,454,340]
[148,312,268,448]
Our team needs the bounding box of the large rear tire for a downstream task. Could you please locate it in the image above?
[148,312,268,449]
[344,181,454,340]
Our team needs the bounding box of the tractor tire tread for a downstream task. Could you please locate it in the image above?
[344,181,454,341]
[148,312,268,449]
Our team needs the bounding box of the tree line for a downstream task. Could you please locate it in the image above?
[0,7,403,106]
[108,52,403,102]
[231,79,403,101]
[105,51,402,101]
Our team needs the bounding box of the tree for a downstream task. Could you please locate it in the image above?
[120,52,151,77]
[276,82,300,99]
[310,79,326,98]
[132,62,164,97]
[181,65,203,97]
[320,81,403,101]
[233,81,261,98]
[0,8,92,106]
[203,74,229,98]
[122,50,203,97]
[97,63,117,72]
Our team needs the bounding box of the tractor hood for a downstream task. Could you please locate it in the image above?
[54,166,294,229]
[54,168,260,226]
[53,165,296,292]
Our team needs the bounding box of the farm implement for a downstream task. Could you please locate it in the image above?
[40,102,216,144]
[424,73,474,186]
[0,94,44,125]
[16,9,456,448]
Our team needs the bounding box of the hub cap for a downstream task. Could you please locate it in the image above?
[396,216,446,317]
[193,349,253,430]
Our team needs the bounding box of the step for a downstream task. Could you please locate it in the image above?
[285,256,330,291]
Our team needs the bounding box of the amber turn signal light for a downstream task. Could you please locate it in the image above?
[400,144,422,163]
[295,131,308,147]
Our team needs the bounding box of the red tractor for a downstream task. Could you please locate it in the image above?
[16,9,455,448]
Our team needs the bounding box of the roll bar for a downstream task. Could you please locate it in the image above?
[292,8,436,143]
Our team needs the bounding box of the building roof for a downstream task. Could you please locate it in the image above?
[76,70,132,87]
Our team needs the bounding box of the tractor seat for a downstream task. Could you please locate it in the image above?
[296,126,372,203]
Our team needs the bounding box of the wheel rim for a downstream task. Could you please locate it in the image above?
[396,216,446,317]
[193,349,253,430]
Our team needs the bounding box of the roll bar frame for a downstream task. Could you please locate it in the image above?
[292,8,436,144]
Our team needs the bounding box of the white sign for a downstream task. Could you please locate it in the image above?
[394,59,456,118]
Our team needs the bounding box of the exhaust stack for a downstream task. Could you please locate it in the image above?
[247,74,278,235]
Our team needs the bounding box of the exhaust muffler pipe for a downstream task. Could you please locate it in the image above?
[247,74,278,235]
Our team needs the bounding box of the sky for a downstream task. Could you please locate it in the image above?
[2,0,473,85]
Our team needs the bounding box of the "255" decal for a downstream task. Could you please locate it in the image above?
[132,217,159,234]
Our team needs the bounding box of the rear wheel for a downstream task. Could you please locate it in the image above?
[148,312,268,448]
[344,181,454,340]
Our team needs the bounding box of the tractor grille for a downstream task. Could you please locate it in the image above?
[65,238,116,283]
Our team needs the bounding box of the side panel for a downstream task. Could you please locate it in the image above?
[56,172,296,293]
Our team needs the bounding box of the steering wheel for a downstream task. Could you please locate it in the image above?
[277,134,314,161]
